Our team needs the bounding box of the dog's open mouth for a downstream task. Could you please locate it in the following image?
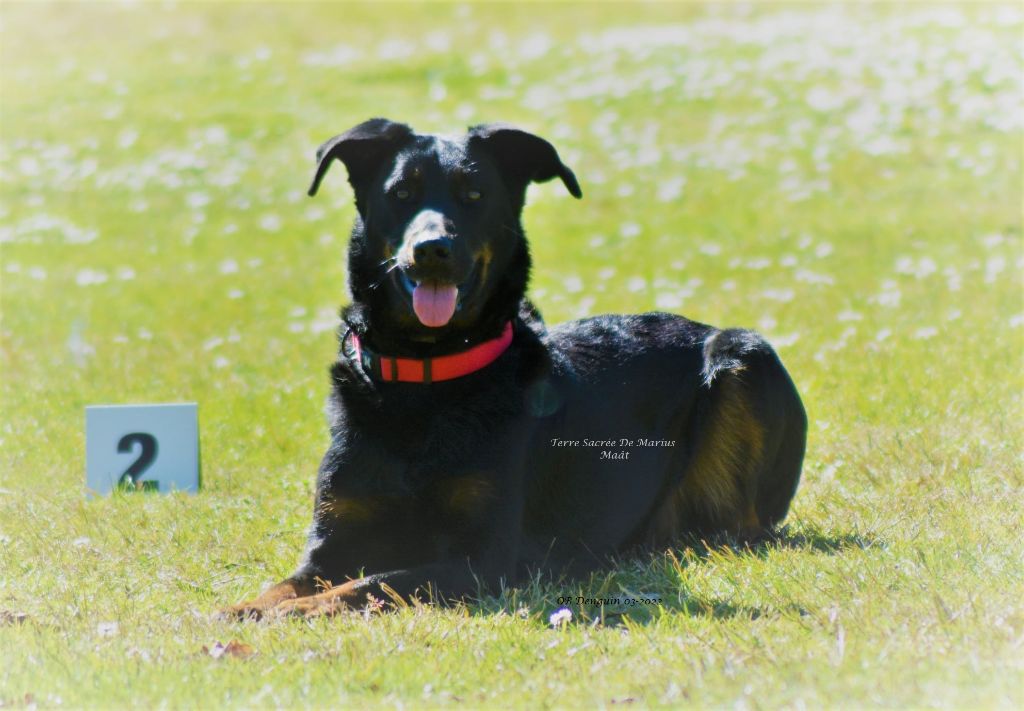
[396,266,479,328]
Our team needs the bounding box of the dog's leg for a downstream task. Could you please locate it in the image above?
[648,329,805,542]
[229,421,532,620]
[269,560,495,618]
[220,576,318,620]
[687,370,767,538]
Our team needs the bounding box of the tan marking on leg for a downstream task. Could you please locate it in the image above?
[272,579,375,618]
[650,373,765,542]
[220,577,316,620]
[318,495,378,523]
[742,503,761,530]
[682,375,764,523]
[445,476,495,515]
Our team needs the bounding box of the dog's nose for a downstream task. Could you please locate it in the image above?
[413,237,453,266]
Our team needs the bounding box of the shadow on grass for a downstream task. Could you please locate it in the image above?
[684,524,883,559]
[474,581,806,627]
[470,524,882,626]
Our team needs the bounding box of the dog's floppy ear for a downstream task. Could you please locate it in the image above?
[308,118,414,198]
[468,123,582,200]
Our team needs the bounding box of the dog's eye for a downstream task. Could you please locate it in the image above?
[465,190,482,202]
[395,188,411,201]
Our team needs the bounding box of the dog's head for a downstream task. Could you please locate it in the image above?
[308,119,581,343]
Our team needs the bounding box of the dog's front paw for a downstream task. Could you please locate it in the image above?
[217,578,317,621]
[217,600,273,621]
[267,580,366,618]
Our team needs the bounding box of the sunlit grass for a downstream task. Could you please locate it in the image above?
[1,2,1022,708]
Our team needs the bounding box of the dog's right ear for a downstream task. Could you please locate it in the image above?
[307,118,414,199]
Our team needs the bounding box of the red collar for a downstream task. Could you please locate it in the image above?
[350,322,513,383]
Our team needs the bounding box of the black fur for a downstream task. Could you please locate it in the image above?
[226,119,807,617]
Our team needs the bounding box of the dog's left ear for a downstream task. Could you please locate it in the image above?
[308,118,414,198]
[468,123,582,200]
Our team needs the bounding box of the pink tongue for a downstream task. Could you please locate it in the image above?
[412,283,459,327]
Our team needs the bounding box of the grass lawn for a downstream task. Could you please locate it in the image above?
[1,2,1022,708]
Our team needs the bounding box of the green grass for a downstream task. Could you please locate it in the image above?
[2,2,1022,708]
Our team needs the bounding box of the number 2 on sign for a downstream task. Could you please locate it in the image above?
[117,432,159,492]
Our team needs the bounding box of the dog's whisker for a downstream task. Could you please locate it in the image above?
[365,258,402,291]
[367,262,404,292]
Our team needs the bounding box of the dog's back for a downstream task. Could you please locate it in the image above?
[519,312,806,574]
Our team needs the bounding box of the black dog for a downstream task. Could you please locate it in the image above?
[225,119,807,618]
